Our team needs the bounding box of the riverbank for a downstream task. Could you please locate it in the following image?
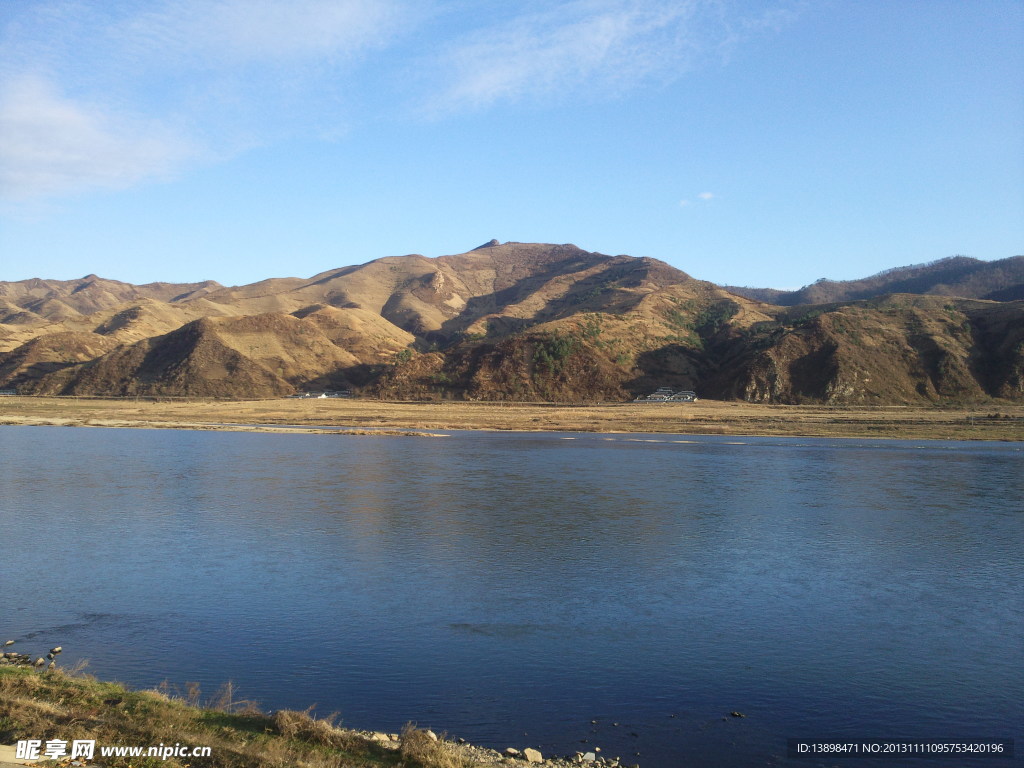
[0,650,614,768]
[1,396,1022,440]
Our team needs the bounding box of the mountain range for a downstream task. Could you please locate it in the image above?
[1,242,1022,404]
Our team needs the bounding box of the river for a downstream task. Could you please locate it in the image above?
[1,425,1020,767]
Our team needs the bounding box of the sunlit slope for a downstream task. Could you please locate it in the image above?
[2,242,1021,403]
[727,255,1024,305]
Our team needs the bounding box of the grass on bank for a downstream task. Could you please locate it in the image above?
[0,666,475,768]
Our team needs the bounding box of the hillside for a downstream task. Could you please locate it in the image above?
[726,255,1024,305]
[0,275,222,325]
[1,243,1022,404]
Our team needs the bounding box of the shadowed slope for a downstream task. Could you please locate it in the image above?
[1,244,1022,404]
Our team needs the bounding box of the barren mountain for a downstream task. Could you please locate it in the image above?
[2,242,1021,404]
[726,255,1024,305]
[0,275,222,325]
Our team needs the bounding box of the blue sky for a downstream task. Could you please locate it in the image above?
[1,0,1022,290]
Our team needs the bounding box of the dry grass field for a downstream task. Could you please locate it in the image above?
[0,664,503,768]
[1,396,1022,441]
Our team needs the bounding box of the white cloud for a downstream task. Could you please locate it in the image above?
[425,0,798,113]
[679,191,715,208]
[0,75,195,201]
[0,1,792,202]
[428,1,698,112]
[118,0,409,66]
[0,0,412,202]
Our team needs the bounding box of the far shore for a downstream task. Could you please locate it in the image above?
[1,395,1022,441]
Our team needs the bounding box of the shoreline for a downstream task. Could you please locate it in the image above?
[0,653,616,768]
[1,396,1022,441]
[0,414,444,437]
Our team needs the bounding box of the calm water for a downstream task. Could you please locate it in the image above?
[1,425,1021,767]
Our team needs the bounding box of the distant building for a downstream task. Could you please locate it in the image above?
[667,391,697,402]
[634,388,697,403]
[286,390,353,399]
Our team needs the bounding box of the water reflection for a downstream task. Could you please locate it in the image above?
[0,426,1020,768]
